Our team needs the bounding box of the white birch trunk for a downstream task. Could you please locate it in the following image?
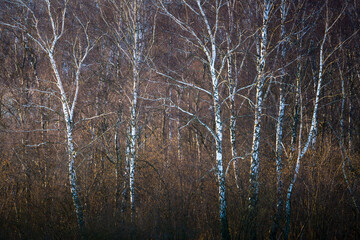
[129,0,143,231]
[157,1,231,238]
[39,3,93,236]
[47,50,85,239]
[202,0,230,237]
[48,45,85,236]
[109,0,145,229]
[211,65,230,240]
[129,67,138,229]
[310,54,318,149]
[226,0,240,189]
[284,15,327,239]
[249,0,271,216]
[248,2,271,239]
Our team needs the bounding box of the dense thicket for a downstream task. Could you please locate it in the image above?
[0,0,359,239]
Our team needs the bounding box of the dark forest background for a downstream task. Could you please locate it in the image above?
[0,0,359,239]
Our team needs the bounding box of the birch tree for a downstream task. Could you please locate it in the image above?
[1,0,97,237]
[154,0,244,238]
[248,1,272,238]
[284,2,346,238]
[224,0,238,189]
[99,0,151,232]
[270,0,288,238]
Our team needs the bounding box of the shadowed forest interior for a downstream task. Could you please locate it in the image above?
[0,0,359,239]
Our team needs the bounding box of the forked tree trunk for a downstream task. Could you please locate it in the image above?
[49,52,85,237]
[284,11,327,238]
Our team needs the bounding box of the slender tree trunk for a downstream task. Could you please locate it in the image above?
[203,0,231,234]
[5,2,93,237]
[159,1,231,238]
[49,53,85,237]
[226,0,240,189]
[128,1,143,235]
[249,1,271,239]
[211,65,230,240]
[129,72,138,234]
[310,49,318,149]
[67,126,85,236]
[284,14,327,238]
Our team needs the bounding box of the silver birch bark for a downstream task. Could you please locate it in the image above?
[226,0,240,189]
[1,0,95,236]
[47,3,87,234]
[47,30,90,240]
[128,0,144,230]
[284,8,328,239]
[198,2,229,238]
[129,22,140,229]
[249,2,271,239]
[156,1,232,238]
[100,0,146,229]
[310,49,318,149]
[283,4,349,237]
